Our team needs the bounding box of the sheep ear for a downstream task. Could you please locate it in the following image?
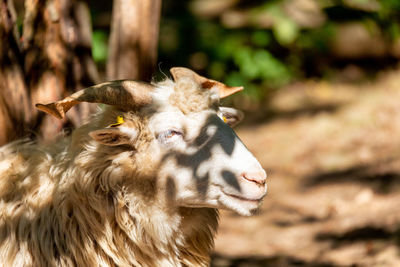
[89,127,138,146]
[218,107,244,127]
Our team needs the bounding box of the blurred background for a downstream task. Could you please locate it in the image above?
[2,0,400,266]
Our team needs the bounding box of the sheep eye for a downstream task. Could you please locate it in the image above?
[165,130,181,138]
[158,129,183,143]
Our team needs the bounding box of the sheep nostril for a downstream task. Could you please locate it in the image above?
[242,171,266,186]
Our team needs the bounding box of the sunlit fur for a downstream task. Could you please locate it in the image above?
[0,77,262,266]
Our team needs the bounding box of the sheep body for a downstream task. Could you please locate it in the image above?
[0,70,267,266]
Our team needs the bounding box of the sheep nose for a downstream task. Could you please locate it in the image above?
[242,170,267,186]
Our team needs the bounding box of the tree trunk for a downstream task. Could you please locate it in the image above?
[0,0,162,146]
[0,0,99,145]
[107,0,161,82]
[23,0,99,139]
[0,0,32,144]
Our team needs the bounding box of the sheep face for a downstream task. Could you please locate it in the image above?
[90,79,267,216]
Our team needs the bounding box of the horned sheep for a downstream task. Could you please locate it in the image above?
[0,67,267,266]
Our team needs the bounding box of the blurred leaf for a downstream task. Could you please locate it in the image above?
[297,23,336,52]
[198,21,222,48]
[159,21,180,53]
[209,62,226,79]
[225,71,246,87]
[388,23,400,40]
[215,33,246,60]
[232,46,291,88]
[234,47,259,79]
[251,31,271,47]
[254,50,291,85]
[92,30,108,64]
[273,17,299,46]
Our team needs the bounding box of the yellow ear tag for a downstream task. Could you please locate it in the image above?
[222,116,227,123]
[109,115,125,127]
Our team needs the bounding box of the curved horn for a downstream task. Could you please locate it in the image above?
[170,67,243,98]
[36,80,153,119]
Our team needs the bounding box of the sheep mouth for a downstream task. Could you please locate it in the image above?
[223,192,264,203]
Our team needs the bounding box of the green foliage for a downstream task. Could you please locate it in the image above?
[273,18,299,46]
[159,0,400,101]
[92,30,108,65]
[254,1,300,46]
[189,21,292,99]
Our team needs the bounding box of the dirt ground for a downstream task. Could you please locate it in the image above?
[211,69,400,267]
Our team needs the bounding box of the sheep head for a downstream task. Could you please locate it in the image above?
[36,67,267,216]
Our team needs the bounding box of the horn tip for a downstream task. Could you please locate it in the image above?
[235,86,244,92]
[220,85,244,98]
[35,103,64,119]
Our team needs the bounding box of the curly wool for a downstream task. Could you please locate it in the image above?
[168,77,219,114]
[0,106,219,266]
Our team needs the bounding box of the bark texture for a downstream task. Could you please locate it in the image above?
[0,0,161,145]
[0,0,99,145]
[23,0,99,138]
[107,0,161,81]
[0,0,32,144]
